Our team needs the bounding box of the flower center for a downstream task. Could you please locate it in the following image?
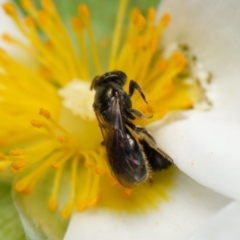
[0,0,209,219]
[58,79,102,150]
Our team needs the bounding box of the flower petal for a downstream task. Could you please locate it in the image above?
[157,0,240,115]
[154,0,240,200]
[152,113,240,200]
[0,182,25,240]
[189,201,240,240]
[65,170,230,240]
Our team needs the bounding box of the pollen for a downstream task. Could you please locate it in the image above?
[0,0,208,219]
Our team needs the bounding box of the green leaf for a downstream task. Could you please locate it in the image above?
[12,172,68,240]
[0,182,26,240]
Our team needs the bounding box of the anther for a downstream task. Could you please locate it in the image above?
[78,4,90,19]
[2,3,17,16]
[147,7,156,22]
[15,180,26,192]
[87,196,98,206]
[156,58,167,72]
[173,52,187,70]
[21,0,35,12]
[124,188,133,196]
[130,8,140,23]
[161,13,171,27]
[37,10,51,26]
[108,177,119,187]
[71,17,84,32]
[95,167,106,175]
[76,200,87,211]
[48,199,58,211]
[23,187,34,195]
[10,149,23,157]
[2,34,13,42]
[24,16,35,28]
[39,108,51,119]
[51,162,60,169]
[31,119,43,128]
[182,99,193,108]
[41,0,55,12]
[135,13,145,30]
[57,136,68,144]
[11,161,26,171]
[61,203,72,219]
[84,160,95,168]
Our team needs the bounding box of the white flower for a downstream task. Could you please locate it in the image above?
[65,0,240,239]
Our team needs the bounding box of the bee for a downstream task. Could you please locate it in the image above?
[91,71,173,188]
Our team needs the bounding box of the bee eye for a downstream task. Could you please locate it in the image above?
[90,76,100,90]
[115,71,127,86]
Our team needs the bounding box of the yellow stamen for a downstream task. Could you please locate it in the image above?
[61,157,78,219]
[48,168,63,211]
[39,108,70,137]
[71,17,89,80]
[76,168,92,211]
[86,173,100,207]
[78,4,102,75]
[50,151,73,170]
[108,0,128,70]
[31,119,56,139]
[15,149,68,194]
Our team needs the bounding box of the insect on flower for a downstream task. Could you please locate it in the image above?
[91,71,173,188]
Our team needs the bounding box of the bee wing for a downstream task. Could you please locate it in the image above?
[95,97,148,187]
[135,127,173,171]
[94,96,126,145]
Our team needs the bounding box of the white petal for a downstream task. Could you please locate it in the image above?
[154,0,240,199]
[189,201,240,240]
[158,0,240,115]
[152,112,240,200]
[64,171,230,240]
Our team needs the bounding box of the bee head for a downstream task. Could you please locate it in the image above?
[91,71,127,90]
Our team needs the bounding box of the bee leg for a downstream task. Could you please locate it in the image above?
[126,109,136,120]
[127,108,152,119]
[125,119,156,145]
[128,80,148,104]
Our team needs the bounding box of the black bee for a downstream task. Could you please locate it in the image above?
[91,71,173,188]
